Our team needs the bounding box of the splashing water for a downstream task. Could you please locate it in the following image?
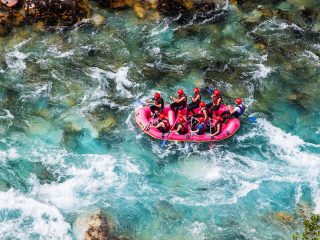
[0,3,319,240]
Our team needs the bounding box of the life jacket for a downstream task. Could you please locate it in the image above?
[212,95,222,106]
[196,122,206,134]
[178,94,187,107]
[234,103,246,117]
[193,93,201,104]
[207,119,222,133]
[163,119,170,130]
[178,122,188,134]
[159,119,170,131]
[197,107,207,117]
[154,97,164,110]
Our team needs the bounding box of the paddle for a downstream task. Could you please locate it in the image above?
[206,85,214,94]
[209,118,214,150]
[160,116,179,148]
[134,98,144,107]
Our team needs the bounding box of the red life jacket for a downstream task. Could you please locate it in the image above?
[212,95,222,106]
[163,119,170,131]
[193,93,201,104]
[197,107,207,117]
[179,122,188,133]
[178,94,187,106]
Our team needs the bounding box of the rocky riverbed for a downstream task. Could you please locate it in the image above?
[1,0,318,36]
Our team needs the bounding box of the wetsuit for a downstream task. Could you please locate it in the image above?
[186,93,201,116]
[150,97,164,114]
[170,94,187,114]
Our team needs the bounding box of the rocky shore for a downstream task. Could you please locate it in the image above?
[0,0,319,36]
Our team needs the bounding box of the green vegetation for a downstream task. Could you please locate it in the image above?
[294,214,320,240]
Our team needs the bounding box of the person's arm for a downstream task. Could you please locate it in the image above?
[203,110,208,121]
[210,123,221,137]
[190,128,199,133]
[193,95,200,103]
[173,124,182,133]
[152,122,163,129]
[146,99,153,103]
[175,96,186,103]
[230,106,238,114]
[216,97,221,106]
[155,102,162,108]
[170,96,176,102]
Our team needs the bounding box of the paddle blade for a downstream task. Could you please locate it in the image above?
[134,99,143,107]
[160,139,167,148]
[206,86,213,94]
[248,116,257,122]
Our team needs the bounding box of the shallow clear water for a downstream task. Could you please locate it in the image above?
[0,2,319,240]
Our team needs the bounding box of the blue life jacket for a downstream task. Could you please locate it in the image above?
[197,122,206,135]
[235,103,246,117]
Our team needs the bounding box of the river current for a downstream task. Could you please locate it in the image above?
[0,2,319,239]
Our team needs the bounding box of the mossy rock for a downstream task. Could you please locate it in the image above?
[93,116,117,135]
[0,179,11,192]
[274,211,295,224]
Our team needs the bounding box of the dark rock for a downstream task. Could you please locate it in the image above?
[85,212,109,240]
[157,0,224,23]
[300,8,317,25]
[73,211,110,240]
[95,0,129,9]
[24,0,91,26]
[0,0,91,35]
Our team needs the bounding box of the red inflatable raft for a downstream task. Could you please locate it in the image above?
[135,105,240,142]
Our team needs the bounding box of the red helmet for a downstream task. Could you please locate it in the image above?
[178,117,185,123]
[193,88,200,94]
[177,89,184,95]
[198,117,205,123]
[235,98,242,104]
[215,116,223,122]
[199,102,206,108]
[154,92,161,99]
[213,89,220,95]
[159,114,166,120]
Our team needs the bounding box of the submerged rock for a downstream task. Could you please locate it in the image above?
[273,211,295,224]
[91,116,117,136]
[85,212,109,240]
[73,210,110,240]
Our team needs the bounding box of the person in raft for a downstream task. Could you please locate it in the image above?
[221,98,246,119]
[152,114,170,133]
[192,102,208,121]
[186,87,201,117]
[172,117,188,135]
[207,115,223,137]
[190,117,206,135]
[146,92,164,117]
[206,89,222,117]
[170,89,187,115]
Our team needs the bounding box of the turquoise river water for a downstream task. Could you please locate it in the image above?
[0,1,319,239]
